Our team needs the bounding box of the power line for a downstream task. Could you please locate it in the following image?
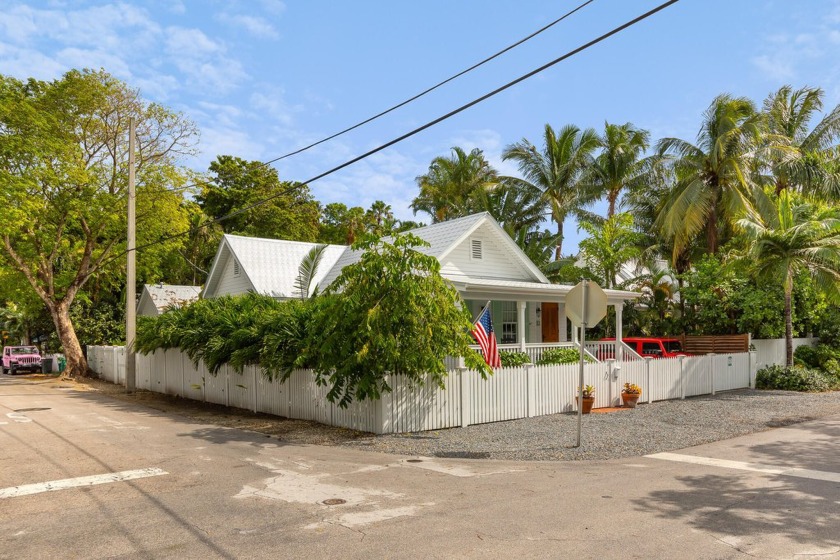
[100,0,680,271]
[265,0,597,164]
[150,1,597,197]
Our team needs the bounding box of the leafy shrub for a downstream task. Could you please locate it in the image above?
[793,345,821,369]
[500,351,531,367]
[755,365,836,392]
[537,347,590,365]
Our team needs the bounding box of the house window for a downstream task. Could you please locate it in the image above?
[470,239,482,260]
[233,260,241,277]
[501,301,517,344]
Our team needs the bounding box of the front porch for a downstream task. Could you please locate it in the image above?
[451,277,642,363]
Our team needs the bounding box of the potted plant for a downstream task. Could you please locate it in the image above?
[621,383,642,408]
[576,385,596,414]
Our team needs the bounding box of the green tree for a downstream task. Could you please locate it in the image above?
[738,191,840,365]
[306,233,491,406]
[762,85,840,198]
[198,155,320,241]
[578,213,643,290]
[503,124,600,259]
[657,94,762,257]
[0,69,198,376]
[590,122,651,218]
[411,147,498,223]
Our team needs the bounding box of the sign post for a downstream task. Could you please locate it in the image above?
[565,279,607,447]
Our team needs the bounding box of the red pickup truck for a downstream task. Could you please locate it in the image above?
[2,346,43,374]
[602,337,691,359]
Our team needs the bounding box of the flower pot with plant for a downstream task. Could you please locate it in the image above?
[621,383,642,408]
[576,385,596,414]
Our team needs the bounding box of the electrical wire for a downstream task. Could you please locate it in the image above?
[141,1,597,197]
[100,0,680,271]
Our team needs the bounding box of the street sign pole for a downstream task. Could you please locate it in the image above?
[576,279,588,448]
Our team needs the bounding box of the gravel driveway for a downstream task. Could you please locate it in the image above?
[340,389,840,461]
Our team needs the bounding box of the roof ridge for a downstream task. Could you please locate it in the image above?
[224,234,345,249]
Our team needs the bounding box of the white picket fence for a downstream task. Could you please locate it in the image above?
[87,345,759,434]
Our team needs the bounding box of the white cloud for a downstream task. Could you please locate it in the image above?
[250,89,301,125]
[218,14,278,39]
[164,26,248,94]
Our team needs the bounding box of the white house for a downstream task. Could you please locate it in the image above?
[202,213,641,361]
[137,284,202,316]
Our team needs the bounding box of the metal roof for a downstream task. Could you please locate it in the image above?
[222,235,347,298]
[139,284,201,312]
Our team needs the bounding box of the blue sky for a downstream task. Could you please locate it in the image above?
[2,0,840,252]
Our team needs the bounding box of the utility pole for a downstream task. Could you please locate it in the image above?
[125,117,136,393]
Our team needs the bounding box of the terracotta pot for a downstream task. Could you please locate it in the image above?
[621,393,640,408]
[576,396,595,414]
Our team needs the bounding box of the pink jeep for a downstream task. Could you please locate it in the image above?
[2,346,42,374]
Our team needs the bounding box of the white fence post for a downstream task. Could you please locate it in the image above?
[253,368,258,413]
[525,363,535,418]
[645,357,652,404]
[225,368,230,407]
[459,368,470,428]
[709,353,716,396]
[749,351,756,388]
[679,356,685,400]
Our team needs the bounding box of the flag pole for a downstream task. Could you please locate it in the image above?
[472,300,493,324]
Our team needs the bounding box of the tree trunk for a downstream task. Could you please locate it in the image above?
[555,219,564,261]
[784,281,793,368]
[607,190,618,219]
[52,302,88,377]
[706,206,718,255]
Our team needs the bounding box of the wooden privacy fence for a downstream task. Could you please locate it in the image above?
[680,334,750,354]
[88,346,758,434]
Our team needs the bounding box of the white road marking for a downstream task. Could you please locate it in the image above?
[0,468,168,499]
[5,412,31,423]
[646,452,840,483]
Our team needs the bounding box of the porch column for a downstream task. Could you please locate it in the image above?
[615,303,624,362]
[517,300,527,352]
[559,303,567,342]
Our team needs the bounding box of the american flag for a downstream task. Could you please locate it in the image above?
[471,306,501,368]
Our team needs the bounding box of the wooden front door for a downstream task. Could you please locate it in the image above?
[541,302,559,342]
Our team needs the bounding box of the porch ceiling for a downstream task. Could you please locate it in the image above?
[444,276,640,304]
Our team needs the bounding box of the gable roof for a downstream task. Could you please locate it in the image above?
[317,212,548,289]
[137,284,201,314]
[203,234,346,299]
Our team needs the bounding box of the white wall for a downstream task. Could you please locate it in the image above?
[213,253,254,297]
[752,337,819,370]
[439,223,533,281]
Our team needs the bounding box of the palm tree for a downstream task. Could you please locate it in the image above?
[470,178,544,236]
[503,124,600,259]
[657,94,763,257]
[738,191,840,366]
[589,122,650,218]
[762,85,840,198]
[411,147,498,223]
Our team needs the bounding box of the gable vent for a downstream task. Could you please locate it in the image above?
[471,239,483,260]
[233,260,241,277]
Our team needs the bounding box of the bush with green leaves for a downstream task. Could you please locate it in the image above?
[499,351,531,367]
[306,233,490,406]
[755,364,836,392]
[536,347,590,365]
[136,292,311,377]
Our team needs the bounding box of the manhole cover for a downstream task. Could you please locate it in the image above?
[406,459,423,463]
[322,498,346,506]
[14,408,50,412]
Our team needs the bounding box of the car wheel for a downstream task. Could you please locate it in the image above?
[10,366,16,375]
[1,366,6,375]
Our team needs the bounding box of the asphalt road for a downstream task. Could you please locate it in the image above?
[1,375,839,559]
